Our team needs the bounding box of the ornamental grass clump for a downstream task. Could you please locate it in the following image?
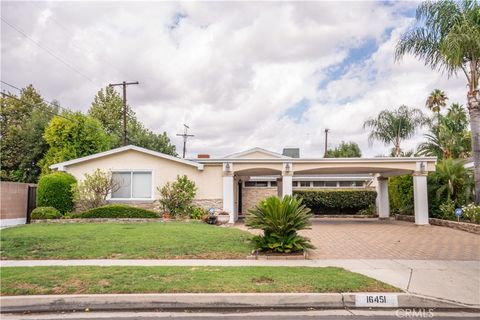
[246,195,314,254]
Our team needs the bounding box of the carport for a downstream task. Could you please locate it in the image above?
[196,148,437,225]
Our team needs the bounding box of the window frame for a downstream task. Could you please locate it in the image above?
[108,169,154,201]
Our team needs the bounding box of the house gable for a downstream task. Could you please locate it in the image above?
[223,147,290,159]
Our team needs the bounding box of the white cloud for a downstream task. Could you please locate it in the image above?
[1,1,468,158]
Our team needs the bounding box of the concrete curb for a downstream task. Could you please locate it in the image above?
[1,293,477,313]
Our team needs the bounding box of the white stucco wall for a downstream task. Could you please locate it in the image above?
[63,150,223,200]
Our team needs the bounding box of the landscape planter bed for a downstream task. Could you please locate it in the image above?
[31,218,167,224]
[247,251,308,260]
[395,214,480,234]
[312,215,378,219]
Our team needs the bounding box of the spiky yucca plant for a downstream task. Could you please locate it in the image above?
[245,195,314,253]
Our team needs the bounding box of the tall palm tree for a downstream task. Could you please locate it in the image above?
[426,89,448,118]
[395,0,480,203]
[363,105,426,157]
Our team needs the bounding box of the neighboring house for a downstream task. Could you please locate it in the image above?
[50,145,437,225]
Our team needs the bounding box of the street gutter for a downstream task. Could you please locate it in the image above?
[1,293,477,313]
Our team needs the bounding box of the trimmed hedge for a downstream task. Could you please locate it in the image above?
[293,189,377,214]
[37,172,76,213]
[79,204,160,219]
[31,207,62,219]
[388,175,414,215]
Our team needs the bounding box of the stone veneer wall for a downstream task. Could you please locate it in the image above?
[192,199,223,211]
[242,187,278,214]
[395,214,480,234]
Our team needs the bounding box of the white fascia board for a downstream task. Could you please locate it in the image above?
[199,157,437,164]
[49,145,204,170]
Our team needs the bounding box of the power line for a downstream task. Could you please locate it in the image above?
[1,16,97,84]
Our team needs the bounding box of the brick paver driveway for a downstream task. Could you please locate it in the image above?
[236,219,480,260]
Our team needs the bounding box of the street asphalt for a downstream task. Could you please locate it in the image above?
[1,310,479,320]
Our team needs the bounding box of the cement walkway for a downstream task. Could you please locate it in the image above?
[2,259,479,306]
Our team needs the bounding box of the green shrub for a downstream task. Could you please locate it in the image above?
[31,207,61,219]
[389,175,414,215]
[158,175,197,217]
[439,199,456,221]
[190,206,207,220]
[37,172,77,213]
[73,169,118,211]
[79,204,159,219]
[246,195,314,253]
[293,189,377,214]
[462,203,480,224]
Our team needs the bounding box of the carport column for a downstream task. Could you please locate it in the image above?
[282,162,293,198]
[375,176,390,219]
[222,162,235,223]
[413,166,429,225]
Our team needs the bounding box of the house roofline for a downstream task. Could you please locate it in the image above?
[223,147,291,159]
[49,145,204,171]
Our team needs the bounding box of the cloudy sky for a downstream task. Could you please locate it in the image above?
[1,1,468,158]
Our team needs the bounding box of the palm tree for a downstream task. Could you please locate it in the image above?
[395,0,480,203]
[363,105,426,157]
[426,89,448,119]
[417,103,472,159]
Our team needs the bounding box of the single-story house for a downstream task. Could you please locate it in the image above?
[50,145,437,225]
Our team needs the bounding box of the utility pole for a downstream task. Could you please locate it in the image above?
[176,124,194,158]
[109,81,139,146]
[324,128,330,158]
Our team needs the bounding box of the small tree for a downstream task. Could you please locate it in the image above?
[158,175,197,217]
[72,169,119,211]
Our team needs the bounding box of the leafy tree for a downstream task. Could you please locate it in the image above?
[426,89,448,118]
[325,141,362,158]
[396,0,480,203]
[0,85,58,182]
[363,105,427,157]
[88,86,177,156]
[417,103,472,159]
[39,112,112,174]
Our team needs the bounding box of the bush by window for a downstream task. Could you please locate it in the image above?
[37,172,77,213]
[79,204,159,218]
[72,169,120,211]
[158,175,197,217]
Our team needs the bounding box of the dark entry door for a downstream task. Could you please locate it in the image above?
[238,182,242,215]
[26,185,37,224]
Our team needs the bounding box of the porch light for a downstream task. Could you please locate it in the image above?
[225,163,231,171]
[420,162,426,173]
[285,163,291,172]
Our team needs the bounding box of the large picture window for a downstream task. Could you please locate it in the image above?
[111,171,152,199]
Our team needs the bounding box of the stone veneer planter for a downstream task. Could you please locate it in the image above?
[312,215,378,219]
[31,218,168,224]
[247,251,308,260]
[395,214,480,234]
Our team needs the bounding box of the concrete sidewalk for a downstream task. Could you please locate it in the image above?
[2,259,479,306]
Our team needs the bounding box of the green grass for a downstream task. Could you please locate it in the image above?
[0,222,252,260]
[0,266,399,295]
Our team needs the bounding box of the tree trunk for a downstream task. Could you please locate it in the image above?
[467,89,480,204]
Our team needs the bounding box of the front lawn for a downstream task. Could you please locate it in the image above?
[0,222,252,260]
[0,266,399,295]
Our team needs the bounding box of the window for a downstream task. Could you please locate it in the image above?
[313,181,325,187]
[355,181,364,187]
[244,181,277,188]
[325,181,337,187]
[111,171,152,199]
[299,181,311,187]
[339,181,355,187]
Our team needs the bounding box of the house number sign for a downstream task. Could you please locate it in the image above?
[355,294,398,307]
